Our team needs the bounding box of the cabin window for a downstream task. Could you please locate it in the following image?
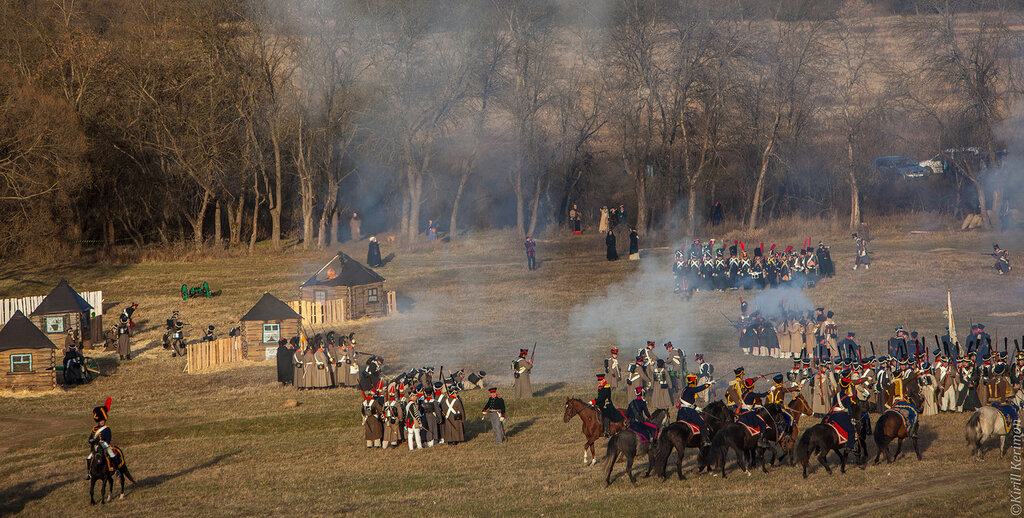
[367,288,379,303]
[263,324,280,343]
[45,317,64,334]
[314,290,326,304]
[10,354,32,373]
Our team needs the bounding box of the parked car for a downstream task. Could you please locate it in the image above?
[873,156,930,178]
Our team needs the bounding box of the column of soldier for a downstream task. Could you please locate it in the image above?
[737,304,840,358]
[673,238,834,294]
[277,332,382,390]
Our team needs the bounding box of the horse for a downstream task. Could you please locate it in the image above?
[88,439,135,504]
[873,386,925,464]
[708,406,781,478]
[966,389,1024,459]
[765,394,813,466]
[563,398,626,466]
[795,422,851,478]
[650,400,734,480]
[602,409,669,486]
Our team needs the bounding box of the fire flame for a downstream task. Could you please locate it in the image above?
[326,268,338,280]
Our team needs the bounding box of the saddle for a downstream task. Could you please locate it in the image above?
[736,410,768,437]
[630,421,659,443]
[890,400,919,431]
[826,421,849,444]
[97,447,125,473]
[993,403,1019,434]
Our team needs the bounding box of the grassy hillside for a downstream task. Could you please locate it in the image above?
[0,218,1020,516]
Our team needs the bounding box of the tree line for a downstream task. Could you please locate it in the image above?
[1,0,1021,258]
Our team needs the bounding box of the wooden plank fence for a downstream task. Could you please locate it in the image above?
[0,291,103,325]
[186,337,242,373]
[385,290,397,316]
[288,300,345,325]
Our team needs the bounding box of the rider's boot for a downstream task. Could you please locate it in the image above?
[602,417,610,438]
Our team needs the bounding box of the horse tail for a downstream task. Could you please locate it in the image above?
[873,412,887,447]
[603,433,620,486]
[604,433,618,462]
[795,428,812,468]
[965,411,981,446]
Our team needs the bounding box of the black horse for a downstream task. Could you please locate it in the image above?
[795,402,871,478]
[602,409,669,486]
[650,400,734,480]
[88,439,135,504]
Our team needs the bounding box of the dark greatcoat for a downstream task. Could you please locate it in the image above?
[277,344,295,384]
[606,232,618,261]
[367,240,382,267]
[629,230,639,255]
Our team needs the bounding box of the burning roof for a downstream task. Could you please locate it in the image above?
[301,251,385,288]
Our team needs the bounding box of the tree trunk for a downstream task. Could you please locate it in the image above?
[190,190,211,251]
[748,113,781,231]
[635,167,648,235]
[407,169,423,242]
[847,140,860,231]
[330,209,339,246]
[512,151,525,236]
[969,175,989,229]
[317,182,337,249]
[228,196,244,248]
[449,170,469,241]
[270,124,283,250]
[687,179,698,236]
[213,200,222,249]
[527,176,544,237]
[248,196,260,254]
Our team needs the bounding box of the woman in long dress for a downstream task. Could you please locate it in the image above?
[599,206,610,233]
[605,230,618,261]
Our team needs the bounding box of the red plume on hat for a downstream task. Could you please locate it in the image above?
[769,243,776,252]
[739,242,746,253]
[784,245,793,254]
[104,397,111,411]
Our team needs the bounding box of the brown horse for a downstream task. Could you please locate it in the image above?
[873,389,924,464]
[564,398,625,466]
[766,394,813,465]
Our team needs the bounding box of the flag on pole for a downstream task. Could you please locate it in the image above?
[946,288,957,353]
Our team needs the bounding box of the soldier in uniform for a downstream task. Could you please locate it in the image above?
[766,374,797,405]
[726,367,744,410]
[853,234,870,270]
[511,348,533,398]
[361,392,384,448]
[86,398,120,479]
[116,316,132,361]
[406,388,424,450]
[312,343,331,388]
[837,332,860,362]
[664,342,685,390]
[966,324,991,364]
[627,355,651,392]
[626,387,657,442]
[524,236,537,271]
[292,344,308,389]
[812,359,835,415]
[694,354,714,406]
[441,387,466,445]
[382,388,404,449]
[888,328,908,361]
[649,359,672,412]
[991,244,1011,275]
[604,348,622,390]
[421,387,441,447]
[676,374,713,448]
[482,387,506,444]
[595,373,622,437]
[276,339,294,385]
[640,341,657,367]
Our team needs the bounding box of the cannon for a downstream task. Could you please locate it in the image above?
[181,282,211,301]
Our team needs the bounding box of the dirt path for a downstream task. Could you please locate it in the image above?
[787,471,1002,517]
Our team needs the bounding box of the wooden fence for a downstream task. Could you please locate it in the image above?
[385,290,397,316]
[186,337,242,373]
[288,300,345,325]
[0,291,104,325]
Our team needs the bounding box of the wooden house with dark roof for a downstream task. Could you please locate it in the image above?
[0,310,57,391]
[239,293,302,360]
[30,279,94,344]
[299,251,387,320]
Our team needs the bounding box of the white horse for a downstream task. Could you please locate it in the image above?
[965,389,1024,459]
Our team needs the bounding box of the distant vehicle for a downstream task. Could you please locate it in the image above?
[919,154,945,175]
[873,156,930,179]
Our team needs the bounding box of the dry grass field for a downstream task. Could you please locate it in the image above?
[1,215,1021,516]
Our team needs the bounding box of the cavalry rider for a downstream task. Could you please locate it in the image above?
[739,378,769,412]
[766,374,796,405]
[726,366,745,410]
[86,398,119,479]
[694,354,714,406]
[676,374,712,448]
[626,386,658,442]
[825,376,861,453]
[594,373,622,437]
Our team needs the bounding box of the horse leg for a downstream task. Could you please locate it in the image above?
[817,451,832,475]
[676,447,685,480]
[626,453,637,484]
[893,437,904,462]
[583,443,589,466]
[90,477,97,505]
[838,448,847,474]
[912,429,922,461]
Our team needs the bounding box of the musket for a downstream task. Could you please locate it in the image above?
[530,342,537,364]
[869,341,876,357]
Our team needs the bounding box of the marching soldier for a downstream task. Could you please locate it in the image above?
[421,386,441,447]
[626,355,650,391]
[664,342,685,390]
[482,387,507,444]
[406,388,424,450]
[649,359,673,412]
[604,348,622,390]
[511,348,533,398]
[361,392,384,448]
[293,344,308,389]
[382,389,404,449]
[441,387,466,445]
[640,341,657,366]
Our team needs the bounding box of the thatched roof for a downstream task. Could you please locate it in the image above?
[301,251,385,288]
[240,293,302,322]
[30,279,92,316]
[0,310,57,351]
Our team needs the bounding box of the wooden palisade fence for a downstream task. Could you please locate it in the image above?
[0,291,104,325]
[288,300,345,325]
[186,337,242,374]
